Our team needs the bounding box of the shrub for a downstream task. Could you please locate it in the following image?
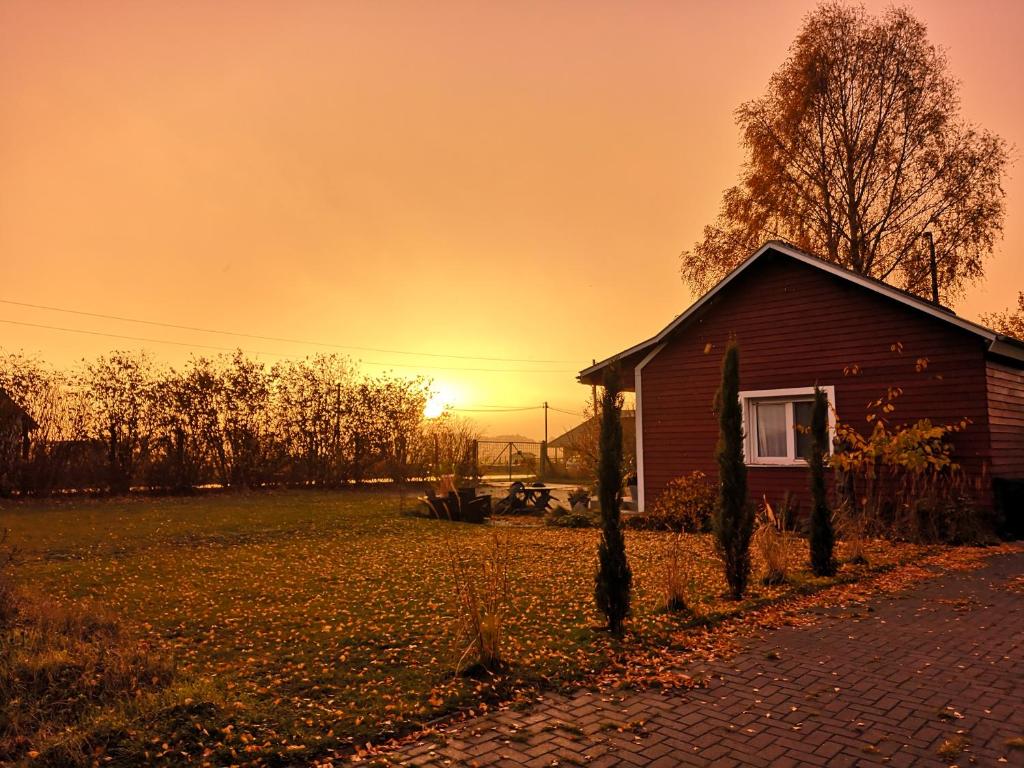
[645,472,715,532]
[713,342,754,600]
[545,505,598,528]
[831,385,990,544]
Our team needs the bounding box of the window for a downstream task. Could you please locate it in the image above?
[740,387,835,466]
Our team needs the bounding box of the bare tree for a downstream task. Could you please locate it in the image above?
[272,354,353,486]
[682,2,1008,301]
[982,293,1024,340]
[82,351,157,494]
[416,414,481,481]
[216,351,274,489]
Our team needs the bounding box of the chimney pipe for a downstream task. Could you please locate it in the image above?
[924,231,939,305]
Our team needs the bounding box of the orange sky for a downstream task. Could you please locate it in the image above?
[1,0,1022,439]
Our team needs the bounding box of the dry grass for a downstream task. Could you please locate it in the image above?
[0,585,179,766]
[751,499,793,585]
[1,490,930,763]
[835,501,870,565]
[662,533,688,611]
[443,529,514,674]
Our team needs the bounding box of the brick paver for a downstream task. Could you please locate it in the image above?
[393,551,1024,766]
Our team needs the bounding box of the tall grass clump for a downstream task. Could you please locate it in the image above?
[443,530,514,674]
[751,499,791,585]
[662,533,689,612]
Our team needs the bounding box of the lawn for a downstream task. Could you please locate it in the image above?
[2,490,927,765]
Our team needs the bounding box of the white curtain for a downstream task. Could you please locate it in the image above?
[755,402,787,457]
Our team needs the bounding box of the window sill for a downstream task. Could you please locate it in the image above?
[748,460,809,468]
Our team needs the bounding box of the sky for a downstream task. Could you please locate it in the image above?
[1,0,1022,440]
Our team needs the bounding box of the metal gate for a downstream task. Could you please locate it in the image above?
[473,440,548,481]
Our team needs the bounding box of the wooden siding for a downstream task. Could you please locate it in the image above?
[986,360,1024,479]
[638,251,993,515]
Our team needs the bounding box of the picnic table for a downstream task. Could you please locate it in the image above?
[498,481,554,514]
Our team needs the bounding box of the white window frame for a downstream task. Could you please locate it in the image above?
[739,386,836,467]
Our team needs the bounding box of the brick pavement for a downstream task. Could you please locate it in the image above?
[394,551,1024,767]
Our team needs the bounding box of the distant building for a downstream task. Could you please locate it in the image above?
[548,410,636,474]
[0,388,38,492]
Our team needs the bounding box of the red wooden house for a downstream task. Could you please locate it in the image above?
[579,241,1024,516]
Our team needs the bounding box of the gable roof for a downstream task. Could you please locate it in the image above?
[579,240,1024,384]
[0,388,38,431]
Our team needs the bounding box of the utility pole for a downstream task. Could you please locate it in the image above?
[591,359,598,419]
[541,401,548,479]
[924,231,939,305]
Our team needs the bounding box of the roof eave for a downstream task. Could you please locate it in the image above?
[578,240,1018,382]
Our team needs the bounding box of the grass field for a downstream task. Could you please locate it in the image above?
[2,490,927,765]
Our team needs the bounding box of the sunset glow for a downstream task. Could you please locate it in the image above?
[1,0,1022,439]
[423,393,447,420]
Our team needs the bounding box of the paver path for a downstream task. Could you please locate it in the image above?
[395,551,1024,767]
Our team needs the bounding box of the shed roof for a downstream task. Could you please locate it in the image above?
[579,241,1024,386]
[548,410,635,450]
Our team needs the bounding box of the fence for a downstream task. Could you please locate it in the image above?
[473,439,554,481]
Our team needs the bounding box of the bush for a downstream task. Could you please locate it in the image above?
[900,474,995,545]
[545,505,598,528]
[831,385,992,544]
[643,472,716,532]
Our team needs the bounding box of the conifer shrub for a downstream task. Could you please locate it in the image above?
[808,386,837,576]
[712,342,754,600]
[593,365,632,635]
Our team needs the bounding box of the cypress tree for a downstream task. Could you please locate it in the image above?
[713,341,754,600]
[808,386,837,576]
[594,364,631,635]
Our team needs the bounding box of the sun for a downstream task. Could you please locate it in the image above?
[423,392,447,419]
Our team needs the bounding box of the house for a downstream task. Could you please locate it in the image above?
[0,388,38,493]
[579,241,1024,516]
[547,409,636,473]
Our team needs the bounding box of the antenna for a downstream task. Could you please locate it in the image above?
[923,231,939,305]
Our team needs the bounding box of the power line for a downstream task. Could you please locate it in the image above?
[450,403,585,415]
[548,406,584,416]
[0,298,583,365]
[450,406,543,413]
[0,318,577,374]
